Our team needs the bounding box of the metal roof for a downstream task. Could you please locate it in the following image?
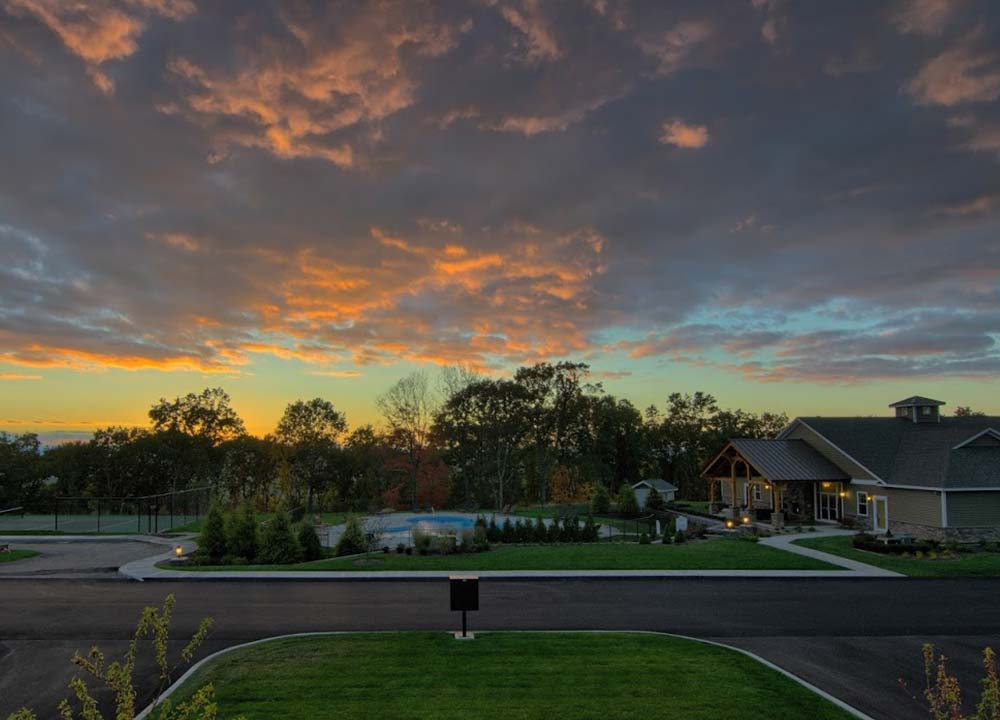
[633,479,677,492]
[727,438,850,482]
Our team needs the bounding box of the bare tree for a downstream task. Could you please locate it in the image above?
[377,371,435,510]
[438,364,482,404]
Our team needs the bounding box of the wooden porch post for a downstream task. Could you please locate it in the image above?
[730,459,737,518]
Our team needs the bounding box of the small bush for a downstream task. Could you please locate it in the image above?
[617,485,639,517]
[639,533,651,545]
[405,546,413,555]
[198,502,228,563]
[473,521,490,552]
[259,511,301,564]
[396,542,406,554]
[514,518,528,543]
[590,483,611,515]
[487,517,501,543]
[414,530,433,555]
[547,517,562,543]
[583,514,599,542]
[674,530,686,544]
[562,515,581,542]
[334,515,369,557]
[296,523,324,561]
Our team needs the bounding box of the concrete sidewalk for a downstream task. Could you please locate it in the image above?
[119,529,901,581]
[759,529,903,577]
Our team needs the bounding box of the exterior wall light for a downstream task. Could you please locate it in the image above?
[839,491,849,498]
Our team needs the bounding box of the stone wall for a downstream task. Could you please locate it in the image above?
[888,519,1000,543]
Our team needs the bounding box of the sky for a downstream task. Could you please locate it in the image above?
[1,0,999,443]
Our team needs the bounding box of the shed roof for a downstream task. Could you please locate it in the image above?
[633,479,677,492]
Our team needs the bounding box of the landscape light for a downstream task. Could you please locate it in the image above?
[175,545,184,557]
[741,516,751,525]
[725,519,735,529]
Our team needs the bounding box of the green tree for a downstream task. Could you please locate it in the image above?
[617,484,639,516]
[259,511,300,564]
[590,483,611,514]
[955,406,987,417]
[198,502,227,562]
[297,523,324,561]
[149,387,246,445]
[225,503,258,562]
[0,432,42,509]
[334,515,369,556]
[274,398,347,446]
[643,486,666,512]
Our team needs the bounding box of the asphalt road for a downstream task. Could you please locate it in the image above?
[2,578,998,720]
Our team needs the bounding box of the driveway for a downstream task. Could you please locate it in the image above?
[0,540,167,579]
[1,578,998,720]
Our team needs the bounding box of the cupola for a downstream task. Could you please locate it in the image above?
[889,396,945,423]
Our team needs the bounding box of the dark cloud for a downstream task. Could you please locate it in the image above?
[0,0,998,385]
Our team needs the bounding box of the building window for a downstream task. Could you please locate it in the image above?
[921,406,931,416]
[857,491,869,516]
[751,484,762,502]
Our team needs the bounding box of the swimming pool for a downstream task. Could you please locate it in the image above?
[384,515,477,534]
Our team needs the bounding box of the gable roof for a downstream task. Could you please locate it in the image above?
[633,479,677,493]
[953,428,1000,449]
[725,438,850,482]
[787,416,1000,490]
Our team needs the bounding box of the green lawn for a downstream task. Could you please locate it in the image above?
[793,535,1000,577]
[164,633,854,720]
[0,549,40,564]
[672,500,712,515]
[170,539,841,572]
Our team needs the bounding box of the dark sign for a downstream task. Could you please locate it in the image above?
[450,576,479,612]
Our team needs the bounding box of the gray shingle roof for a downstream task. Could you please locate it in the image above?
[796,416,1000,489]
[889,396,945,407]
[727,438,850,482]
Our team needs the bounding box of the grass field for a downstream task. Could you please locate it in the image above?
[170,538,841,572]
[163,633,854,720]
[0,549,40,564]
[793,535,1000,577]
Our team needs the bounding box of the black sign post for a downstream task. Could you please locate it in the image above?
[449,575,479,639]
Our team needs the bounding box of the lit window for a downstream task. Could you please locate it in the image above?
[922,406,931,415]
[857,491,869,516]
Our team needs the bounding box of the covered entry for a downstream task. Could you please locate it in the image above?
[702,438,850,526]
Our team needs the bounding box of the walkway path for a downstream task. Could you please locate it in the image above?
[758,529,902,577]
[0,535,190,579]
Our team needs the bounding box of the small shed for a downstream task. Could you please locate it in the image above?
[632,479,677,508]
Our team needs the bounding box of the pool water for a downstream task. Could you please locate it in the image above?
[384,515,476,534]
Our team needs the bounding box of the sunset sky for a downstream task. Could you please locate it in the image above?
[1,0,999,443]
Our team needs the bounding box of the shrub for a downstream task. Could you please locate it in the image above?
[396,542,407,554]
[547,517,562,543]
[639,533,651,545]
[198,502,227,563]
[617,484,639,517]
[562,515,581,542]
[405,546,413,555]
[459,529,474,553]
[259,511,301,564]
[590,483,611,515]
[533,516,547,543]
[226,503,259,562]
[473,521,490,552]
[674,530,686,544]
[414,530,433,555]
[644,488,666,512]
[514,518,528,543]
[583,514,599,542]
[487,517,501,543]
[297,523,324,561]
[501,517,515,543]
[334,515,369,557]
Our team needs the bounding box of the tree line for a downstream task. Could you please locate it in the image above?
[0,364,790,513]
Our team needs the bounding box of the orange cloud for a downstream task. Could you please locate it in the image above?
[7,0,193,94]
[164,2,465,166]
[499,0,560,64]
[907,34,1000,106]
[659,119,709,149]
[0,373,42,380]
[637,20,713,75]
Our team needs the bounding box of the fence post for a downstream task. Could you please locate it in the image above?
[54,498,58,532]
[97,498,101,533]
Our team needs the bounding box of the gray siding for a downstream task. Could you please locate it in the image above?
[947,492,1000,528]
[882,487,942,527]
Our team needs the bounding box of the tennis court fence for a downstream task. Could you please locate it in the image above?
[0,485,215,535]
